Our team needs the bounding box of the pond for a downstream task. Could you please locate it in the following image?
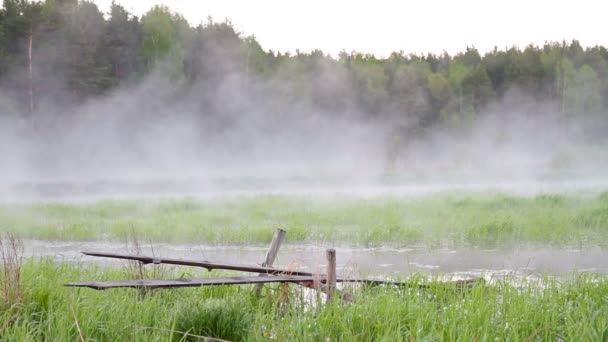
[23,240,608,281]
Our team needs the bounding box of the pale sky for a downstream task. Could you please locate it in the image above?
[95,0,605,57]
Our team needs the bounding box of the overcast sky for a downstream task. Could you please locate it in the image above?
[94,0,605,57]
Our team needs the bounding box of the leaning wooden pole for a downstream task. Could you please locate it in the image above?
[255,228,286,296]
[326,249,336,303]
[81,252,315,276]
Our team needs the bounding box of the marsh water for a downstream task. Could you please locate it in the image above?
[8,177,608,281]
[23,240,608,281]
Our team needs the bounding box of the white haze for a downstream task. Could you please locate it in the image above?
[1,59,608,202]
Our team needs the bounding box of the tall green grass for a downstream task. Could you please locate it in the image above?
[1,259,608,341]
[1,191,607,246]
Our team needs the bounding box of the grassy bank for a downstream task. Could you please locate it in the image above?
[1,191,608,246]
[0,259,607,340]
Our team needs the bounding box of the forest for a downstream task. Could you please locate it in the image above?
[1,0,607,150]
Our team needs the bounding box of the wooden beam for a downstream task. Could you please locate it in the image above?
[326,249,336,303]
[255,228,286,296]
[78,251,485,291]
[66,276,484,291]
[81,251,314,277]
[66,275,319,290]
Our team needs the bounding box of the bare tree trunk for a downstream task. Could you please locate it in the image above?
[28,26,34,114]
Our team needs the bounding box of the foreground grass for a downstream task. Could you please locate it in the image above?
[1,191,608,247]
[1,259,608,341]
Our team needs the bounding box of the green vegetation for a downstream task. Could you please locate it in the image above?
[2,2,606,338]
[0,259,607,340]
[1,191,607,247]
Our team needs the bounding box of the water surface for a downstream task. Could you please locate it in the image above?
[24,240,608,281]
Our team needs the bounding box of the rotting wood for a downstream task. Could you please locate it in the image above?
[261,229,286,268]
[65,275,484,291]
[82,251,315,276]
[326,249,336,303]
[255,228,285,296]
[78,251,484,290]
[66,275,321,290]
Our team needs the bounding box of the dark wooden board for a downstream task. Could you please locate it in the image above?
[75,251,484,291]
[66,275,319,290]
[81,251,315,276]
[66,274,483,291]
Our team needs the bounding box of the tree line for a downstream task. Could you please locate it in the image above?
[1,0,607,135]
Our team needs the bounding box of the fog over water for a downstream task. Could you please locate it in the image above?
[1,71,607,202]
[0,31,606,203]
[3,71,607,275]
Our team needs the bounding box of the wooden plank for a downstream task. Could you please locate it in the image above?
[66,275,367,290]
[65,275,402,291]
[66,276,484,291]
[78,252,485,291]
[82,251,315,277]
[255,228,286,296]
[66,275,318,290]
[326,249,336,302]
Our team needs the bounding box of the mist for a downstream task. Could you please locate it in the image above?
[1,3,607,201]
[2,72,607,202]
[0,71,387,196]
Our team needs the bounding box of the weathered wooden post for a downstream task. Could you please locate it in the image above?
[326,248,336,303]
[255,228,286,296]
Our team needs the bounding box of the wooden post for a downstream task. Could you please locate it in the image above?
[326,249,336,303]
[255,228,286,296]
